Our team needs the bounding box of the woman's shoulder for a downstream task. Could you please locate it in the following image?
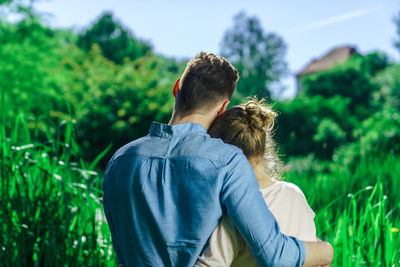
[262,181,315,217]
[279,181,306,196]
[261,181,304,197]
[282,181,315,217]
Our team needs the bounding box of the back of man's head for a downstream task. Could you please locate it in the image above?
[175,52,239,116]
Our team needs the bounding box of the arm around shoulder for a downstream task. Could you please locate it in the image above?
[221,153,306,266]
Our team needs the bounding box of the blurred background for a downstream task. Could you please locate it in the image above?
[1,0,399,265]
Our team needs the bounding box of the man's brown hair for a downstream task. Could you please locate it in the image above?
[175,52,239,115]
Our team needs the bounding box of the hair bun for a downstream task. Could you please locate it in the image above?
[243,99,277,131]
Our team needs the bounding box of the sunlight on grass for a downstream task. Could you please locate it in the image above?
[286,155,400,265]
[1,115,399,265]
[0,117,116,266]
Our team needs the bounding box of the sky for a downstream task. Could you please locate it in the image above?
[34,0,400,98]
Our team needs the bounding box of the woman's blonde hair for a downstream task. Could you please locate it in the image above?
[208,98,282,180]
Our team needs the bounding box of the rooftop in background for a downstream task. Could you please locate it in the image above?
[296,45,358,77]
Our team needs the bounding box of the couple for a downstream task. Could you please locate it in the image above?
[103,52,333,266]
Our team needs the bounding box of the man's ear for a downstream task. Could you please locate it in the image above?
[173,79,180,97]
[217,100,230,116]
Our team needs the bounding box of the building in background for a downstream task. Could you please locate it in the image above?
[295,45,358,93]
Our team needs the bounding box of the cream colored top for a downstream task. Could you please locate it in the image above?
[195,181,316,267]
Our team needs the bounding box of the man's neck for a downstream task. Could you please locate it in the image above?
[168,113,215,130]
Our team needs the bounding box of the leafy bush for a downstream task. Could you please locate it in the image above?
[0,18,65,120]
[299,53,387,119]
[57,44,185,163]
[373,63,400,109]
[313,118,346,159]
[275,95,353,158]
[1,15,185,166]
[276,53,393,160]
[334,107,400,170]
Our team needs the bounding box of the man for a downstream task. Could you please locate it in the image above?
[103,52,333,266]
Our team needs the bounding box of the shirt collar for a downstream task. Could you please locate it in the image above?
[149,122,207,138]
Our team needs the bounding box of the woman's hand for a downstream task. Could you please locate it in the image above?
[303,240,334,266]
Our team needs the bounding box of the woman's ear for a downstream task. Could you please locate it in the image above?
[217,100,230,116]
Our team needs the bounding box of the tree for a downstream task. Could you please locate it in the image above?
[300,53,388,120]
[0,0,12,5]
[394,10,400,53]
[275,51,391,160]
[220,11,287,103]
[77,12,151,64]
[0,16,64,123]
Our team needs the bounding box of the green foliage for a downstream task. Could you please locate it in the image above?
[286,154,400,265]
[0,18,65,120]
[0,9,184,263]
[275,95,353,158]
[302,67,374,108]
[355,108,400,153]
[300,53,388,119]
[0,0,12,5]
[77,12,152,64]
[334,107,400,170]
[220,11,287,104]
[394,10,400,53]
[1,5,400,266]
[276,52,393,160]
[65,47,183,162]
[0,12,184,166]
[313,118,346,159]
[280,43,400,266]
[0,117,115,266]
[373,63,400,109]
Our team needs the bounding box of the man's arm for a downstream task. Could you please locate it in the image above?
[221,152,333,266]
[103,201,125,265]
[103,159,125,265]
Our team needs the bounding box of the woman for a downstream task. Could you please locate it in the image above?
[196,99,317,267]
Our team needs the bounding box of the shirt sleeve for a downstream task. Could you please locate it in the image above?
[195,216,244,267]
[220,153,306,267]
[278,183,317,242]
[103,160,124,265]
[103,202,124,264]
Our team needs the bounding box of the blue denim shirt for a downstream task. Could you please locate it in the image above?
[103,122,305,267]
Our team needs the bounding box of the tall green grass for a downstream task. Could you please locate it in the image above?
[286,155,400,266]
[0,116,115,266]
[1,114,399,266]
